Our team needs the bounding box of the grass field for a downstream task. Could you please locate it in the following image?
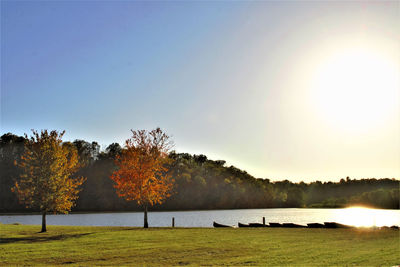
[0,224,399,266]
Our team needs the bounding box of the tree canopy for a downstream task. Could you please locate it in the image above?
[110,128,174,227]
[1,132,398,214]
[11,130,86,231]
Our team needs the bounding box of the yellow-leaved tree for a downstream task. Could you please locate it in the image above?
[110,128,174,228]
[12,130,86,232]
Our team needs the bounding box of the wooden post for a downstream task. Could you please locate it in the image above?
[172,217,175,228]
[262,217,265,226]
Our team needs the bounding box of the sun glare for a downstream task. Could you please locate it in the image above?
[311,47,398,133]
[334,206,399,227]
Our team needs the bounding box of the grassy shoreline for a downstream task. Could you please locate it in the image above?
[1,224,399,266]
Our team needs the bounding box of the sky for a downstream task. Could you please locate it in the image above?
[1,1,399,182]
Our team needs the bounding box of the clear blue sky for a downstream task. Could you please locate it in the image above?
[1,1,399,181]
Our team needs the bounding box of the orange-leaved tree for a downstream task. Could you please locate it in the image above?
[110,128,174,228]
[12,130,86,232]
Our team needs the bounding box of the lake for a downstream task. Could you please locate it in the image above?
[1,208,399,228]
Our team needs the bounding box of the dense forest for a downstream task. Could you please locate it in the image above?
[1,133,398,212]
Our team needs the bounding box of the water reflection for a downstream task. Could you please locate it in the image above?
[334,206,399,227]
[0,208,398,227]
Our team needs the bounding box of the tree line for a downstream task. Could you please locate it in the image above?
[1,132,399,214]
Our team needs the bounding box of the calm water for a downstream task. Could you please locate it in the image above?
[0,208,399,228]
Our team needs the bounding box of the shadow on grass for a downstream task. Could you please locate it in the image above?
[0,233,93,244]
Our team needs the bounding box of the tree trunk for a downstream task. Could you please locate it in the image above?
[144,204,148,228]
[41,211,47,232]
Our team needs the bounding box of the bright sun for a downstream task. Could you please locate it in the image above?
[334,206,399,227]
[311,47,398,132]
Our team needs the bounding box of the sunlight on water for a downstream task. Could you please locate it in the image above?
[0,208,398,227]
[333,206,399,227]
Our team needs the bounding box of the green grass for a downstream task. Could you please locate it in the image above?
[1,224,399,266]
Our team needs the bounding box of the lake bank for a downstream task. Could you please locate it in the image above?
[1,208,399,228]
[1,224,398,266]
[1,205,399,215]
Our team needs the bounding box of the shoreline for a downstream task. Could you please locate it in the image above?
[1,206,399,216]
